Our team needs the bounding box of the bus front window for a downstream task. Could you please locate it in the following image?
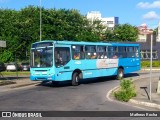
[31,47,53,68]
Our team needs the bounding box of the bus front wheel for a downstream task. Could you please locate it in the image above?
[72,72,80,86]
[117,68,124,80]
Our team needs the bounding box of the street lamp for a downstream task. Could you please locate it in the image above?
[40,0,42,41]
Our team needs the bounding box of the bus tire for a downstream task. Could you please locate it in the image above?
[72,72,80,86]
[117,68,124,80]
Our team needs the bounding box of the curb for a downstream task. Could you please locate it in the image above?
[0,79,40,89]
[107,74,160,109]
[10,82,39,88]
[129,99,160,110]
[0,80,16,86]
[0,82,40,93]
[141,69,160,71]
[106,86,119,102]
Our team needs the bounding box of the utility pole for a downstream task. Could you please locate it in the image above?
[150,33,153,101]
[40,0,42,41]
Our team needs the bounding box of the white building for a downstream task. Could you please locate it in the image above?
[87,11,119,30]
[157,21,160,42]
[87,11,101,20]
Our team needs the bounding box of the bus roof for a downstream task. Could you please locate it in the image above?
[33,40,140,47]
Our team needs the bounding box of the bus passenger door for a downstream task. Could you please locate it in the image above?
[54,46,71,81]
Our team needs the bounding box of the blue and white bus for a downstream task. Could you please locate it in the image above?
[30,40,141,86]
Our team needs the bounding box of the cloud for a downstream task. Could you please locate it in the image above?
[143,11,160,20]
[137,1,160,9]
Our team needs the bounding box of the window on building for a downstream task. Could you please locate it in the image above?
[107,21,114,24]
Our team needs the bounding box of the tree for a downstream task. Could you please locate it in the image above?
[1,6,130,63]
[0,9,19,62]
[105,24,139,42]
[41,9,102,42]
[17,6,40,60]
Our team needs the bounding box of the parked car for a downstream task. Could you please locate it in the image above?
[20,62,30,71]
[0,62,6,72]
[6,62,19,71]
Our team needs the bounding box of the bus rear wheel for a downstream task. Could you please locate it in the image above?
[117,68,124,80]
[72,72,80,86]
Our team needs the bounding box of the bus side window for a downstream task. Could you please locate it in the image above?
[97,46,107,59]
[112,54,118,59]
[108,46,117,58]
[118,46,126,58]
[127,47,135,58]
[85,46,96,59]
[74,53,80,60]
[135,47,139,58]
[72,45,84,60]
[91,52,97,59]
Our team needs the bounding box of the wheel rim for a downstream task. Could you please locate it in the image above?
[118,69,123,78]
[75,76,79,82]
[119,71,123,78]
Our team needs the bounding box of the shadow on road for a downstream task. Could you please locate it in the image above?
[124,72,139,78]
[36,72,139,88]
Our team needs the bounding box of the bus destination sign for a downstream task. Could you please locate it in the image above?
[32,42,53,48]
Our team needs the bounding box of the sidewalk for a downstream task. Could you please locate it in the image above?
[129,75,160,110]
[106,70,160,110]
[0,76,40,90]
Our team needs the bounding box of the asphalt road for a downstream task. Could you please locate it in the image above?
[0,72,160,120]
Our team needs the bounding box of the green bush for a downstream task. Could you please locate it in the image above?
[141,61,160,68]
[114,79,136,102]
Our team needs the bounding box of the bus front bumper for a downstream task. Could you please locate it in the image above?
[30,74,55,81]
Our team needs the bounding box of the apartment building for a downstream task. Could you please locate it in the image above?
[87,11,119,30]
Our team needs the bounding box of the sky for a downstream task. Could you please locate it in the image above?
[0,0,160,28]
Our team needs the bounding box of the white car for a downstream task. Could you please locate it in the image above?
[6,63,19,71]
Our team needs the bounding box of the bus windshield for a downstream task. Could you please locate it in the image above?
[31,47,53,68]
